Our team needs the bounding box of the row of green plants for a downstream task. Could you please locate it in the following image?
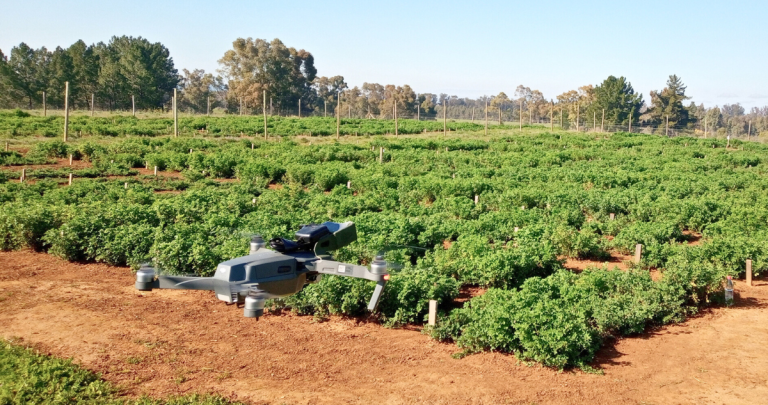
[1,132,765,368]
[0,112,483,137]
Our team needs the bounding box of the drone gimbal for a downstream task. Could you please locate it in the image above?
[135,222,390,319]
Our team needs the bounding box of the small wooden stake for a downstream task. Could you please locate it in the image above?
[154,166,158,176]
[69,154,73,165]
[474,195,478,205]
[514,227,519,232]
[428,300,437,326]
[20,168,25,183]
[346,181,351,189]
[68,173,73,185]
[609,213,615,220]
[746,259,753,287]
[634,244,642,264]
[124,182,128,189]
[4,142,8,151]
[379,147,383,163]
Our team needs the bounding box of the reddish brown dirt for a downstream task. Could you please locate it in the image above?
[1,157,93,173]
[683,230,704,246]
[1,250,767,404]
[562,251,633,272]
[135,168,184,178]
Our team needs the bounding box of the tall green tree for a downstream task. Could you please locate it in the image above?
[647,75,691,129]
[110,36,179,110]
[0,49,22,108]
[313,75,347,114]
[587,76,644,127]
[67,40,99,108]
[179,68,226,113]
[8,43,49,108]
[218,38,316,114]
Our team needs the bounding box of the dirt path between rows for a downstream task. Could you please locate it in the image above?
[1,250,766,404]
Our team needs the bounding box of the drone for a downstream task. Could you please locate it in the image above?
[135,221,392,319]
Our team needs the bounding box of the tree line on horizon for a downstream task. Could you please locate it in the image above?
[1,36,766,137]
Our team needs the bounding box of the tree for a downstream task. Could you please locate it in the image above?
[8,43,49,108]
[67,40,99,108]
[418,93,436,116]
[313,75,347,114]
[179,69,226,113]
[646,75,691,129]
[491,92,509,123]
[218,38,316,114]
[93,36,178,111]
[0,49,22,108]
[586,76,643,127]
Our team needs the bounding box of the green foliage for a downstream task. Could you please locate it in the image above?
[1,131,766,369]
[0,341,114,403]
[0,340,244,404]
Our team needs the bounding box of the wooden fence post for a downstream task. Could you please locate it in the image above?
[576,103,580,132]
[428,300,437,326]
[550,101,554,131]
[63,82,69,142]
[132,95,135,117]
[173,89,178,137]
[336,92,340,139]
[629,110,632,132]
[263,91,268,140]
[443,100,447,136]
[43,91,47,117]
[634,244,642,264]
[395,102,398,137]
[601,109,605,133]
[91,93,95,117]
[746,259,753,287]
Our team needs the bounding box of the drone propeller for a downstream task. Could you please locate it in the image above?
[370,245,427,272]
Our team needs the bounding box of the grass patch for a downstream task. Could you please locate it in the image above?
[0,339,244,404]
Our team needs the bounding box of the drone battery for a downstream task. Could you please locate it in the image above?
[295,224,330,243]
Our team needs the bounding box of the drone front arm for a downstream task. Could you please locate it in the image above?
[135,268,215,292]
[311,260,388,310]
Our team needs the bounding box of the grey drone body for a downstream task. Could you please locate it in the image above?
[135,221,389,319]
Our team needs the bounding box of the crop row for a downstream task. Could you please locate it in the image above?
[1,132,765,368]
[0,112,482,138]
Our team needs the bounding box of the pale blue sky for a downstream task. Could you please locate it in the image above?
[2,0,766,108]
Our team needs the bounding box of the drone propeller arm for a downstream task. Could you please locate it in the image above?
[310,260,386,282]
[310,260,389,311]
[135,268,215,292]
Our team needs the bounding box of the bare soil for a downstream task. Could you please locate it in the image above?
[1,250,767,404]
[562,251,633,272]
